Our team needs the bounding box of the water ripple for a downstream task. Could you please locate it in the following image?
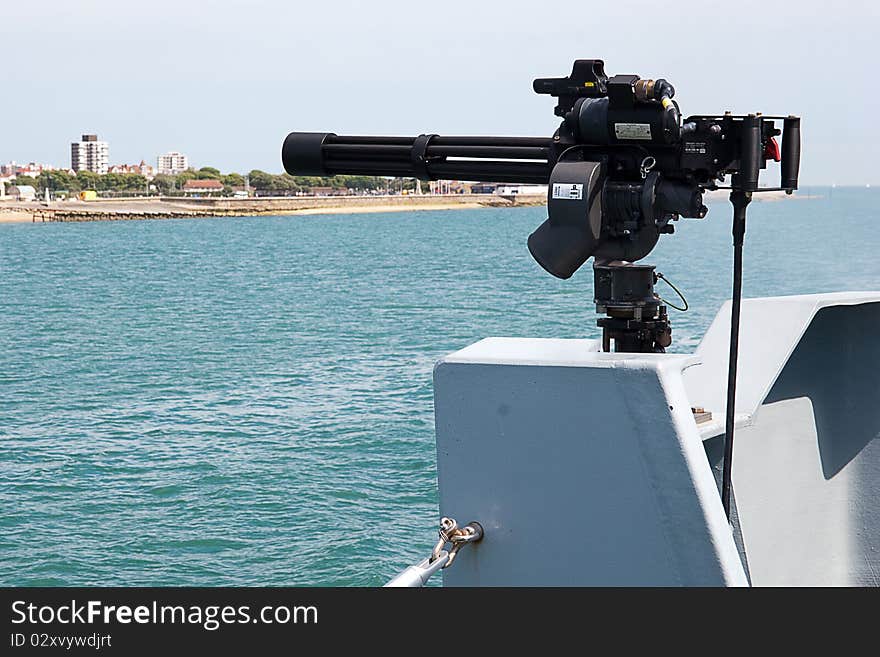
[1,190,877,585]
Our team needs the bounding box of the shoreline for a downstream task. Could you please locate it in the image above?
[0,189,817,224]
[0,194,542,223]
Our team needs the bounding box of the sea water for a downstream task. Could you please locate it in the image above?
[1,188,877,585]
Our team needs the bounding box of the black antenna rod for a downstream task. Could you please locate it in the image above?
[721,186,750,518]
[721,114,761,520]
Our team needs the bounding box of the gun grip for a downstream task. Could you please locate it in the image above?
[780,117,801,191]
[739,114,761,192]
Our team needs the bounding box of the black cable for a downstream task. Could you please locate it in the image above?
[655,272,688,311]
[721,188,751,520]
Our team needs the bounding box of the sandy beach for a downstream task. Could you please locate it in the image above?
[0,209,33,223]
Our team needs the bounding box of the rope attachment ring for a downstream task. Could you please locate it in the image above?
[430,517,484,568]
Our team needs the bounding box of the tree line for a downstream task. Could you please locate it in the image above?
[4,167,420,196]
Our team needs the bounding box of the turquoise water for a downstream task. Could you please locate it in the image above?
[1,188,877,585]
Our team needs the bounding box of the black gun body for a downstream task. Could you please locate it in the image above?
[282,115,797,191]
[281,61,799,276]
[283,133,553,184]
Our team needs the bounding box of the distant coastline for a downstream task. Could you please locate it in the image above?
[0,194,545,223]
[0,188,819,224]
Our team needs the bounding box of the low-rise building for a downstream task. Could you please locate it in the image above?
[430,180,465,194]
[2,162,56,178]
[181,179,224,196]
[107,161,156,179]
[308,186,348,196]
[495,184,548,196]
[138,161,156,180]
[10,185,36,201]
[15,164,45,178]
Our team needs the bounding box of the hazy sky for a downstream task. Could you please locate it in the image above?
[2,1,877,184]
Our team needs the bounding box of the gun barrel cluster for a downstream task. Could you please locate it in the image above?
[282,133,554,183]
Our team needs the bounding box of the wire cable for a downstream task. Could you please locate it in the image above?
[655,271,688,311]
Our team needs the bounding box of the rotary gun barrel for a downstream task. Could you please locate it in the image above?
[282,132,554,184]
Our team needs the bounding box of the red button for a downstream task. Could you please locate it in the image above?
[764,137,781,162]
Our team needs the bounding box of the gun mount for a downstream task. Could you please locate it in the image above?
[283,60,799,350]
[282,59,802,519]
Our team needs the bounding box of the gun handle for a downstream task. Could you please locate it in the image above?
[739,114,761,192]
[780,116,801,191]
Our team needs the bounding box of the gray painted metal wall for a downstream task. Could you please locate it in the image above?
[433,294,880,586]
[724,303,880,585]
[433,339,745,586]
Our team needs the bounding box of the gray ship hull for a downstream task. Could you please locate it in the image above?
[431,292,880,586]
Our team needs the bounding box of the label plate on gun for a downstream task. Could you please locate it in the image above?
[552,183,583,200]
[684,141,708,154]
[614,122,652,140]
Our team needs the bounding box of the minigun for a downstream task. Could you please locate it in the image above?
[281,59,802,518]
[282,59,799,352]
